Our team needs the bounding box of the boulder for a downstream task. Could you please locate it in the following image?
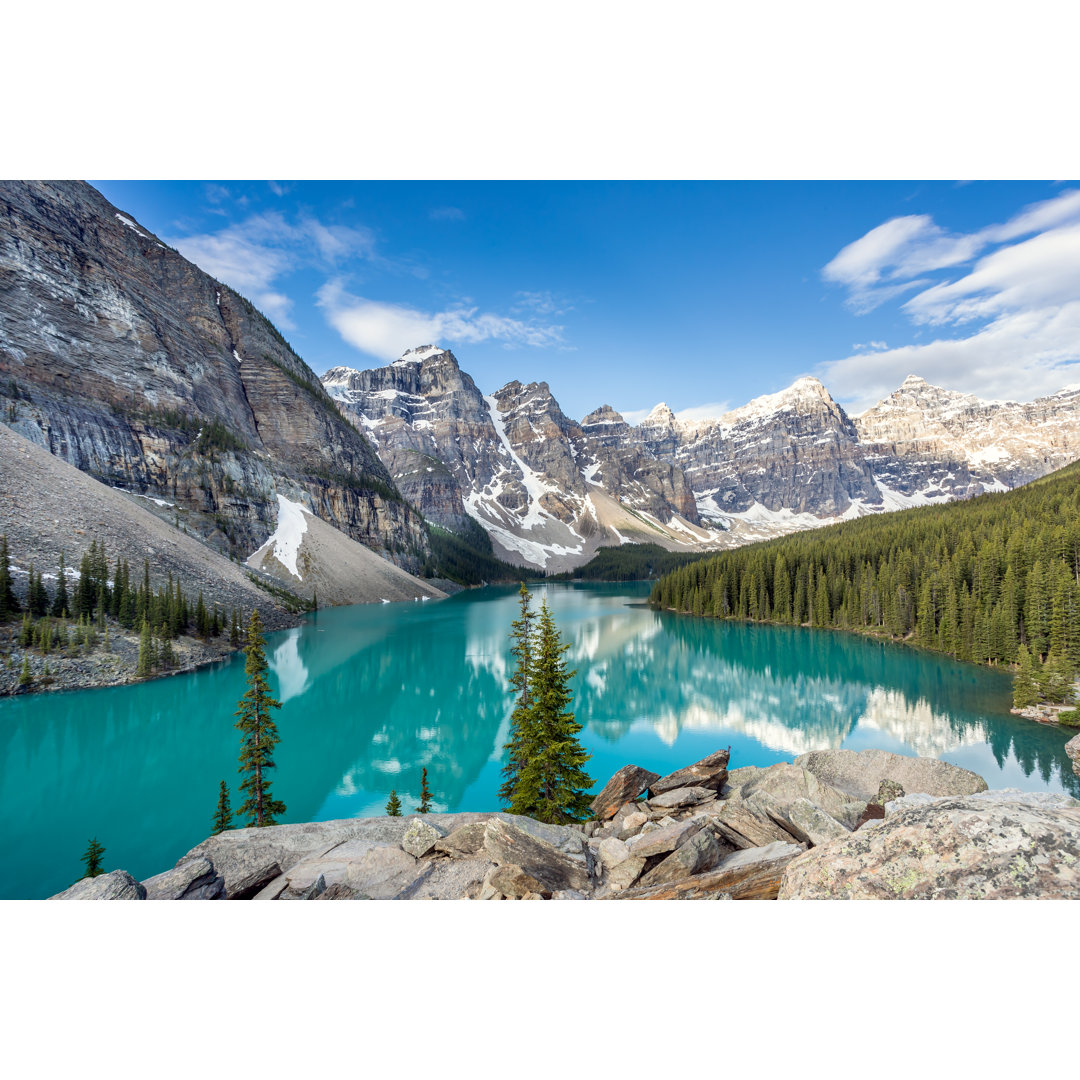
[596,837,633,869]
[397,858,495,900]
[488,864,548,898]
[1067,732,1080,778]
[711,798,798,849]
[651,749,730,794]
[647,786,716,809]
[720,766,764,798]
[483,819,592,892]
[776,798,850,847]
[603,856,646,893]
[779,796,1080,899]
[637,829,721,889]
[617,811,649,838]
[142,857,225,900]
[614,842,804,900]
[611,801,646,832]
[794,749,987,801]
[402,818,446,858]
[625,816,706,858]
[50,870,147,900]
[433,822,488,858]
[590,765,661,820]
[737,763,852,817]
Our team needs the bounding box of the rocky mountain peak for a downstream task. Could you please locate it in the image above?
[581,404,626,428]
[394,344,451,365]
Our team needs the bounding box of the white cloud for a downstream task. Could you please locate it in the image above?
[819,188,1080,411]
[617,407,652,425]
[168,212,376,331]
[674,401,730,423]
[316,280,565,361]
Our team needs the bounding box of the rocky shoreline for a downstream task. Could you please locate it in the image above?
[51,745,1080,900]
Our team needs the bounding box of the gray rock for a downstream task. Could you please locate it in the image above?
[647,786,715,809]
[738,763,853,817]
[637,829,721,889]
[590,765,662,820]
[651,749,730,794]
[711,797,798,849]
[142,857,225,900]
[488,864,549,898]
[433,822,488,858]
[1066,732,1080,778]
[624,816,706,858]
[342,845,425,900]
[775,797,850,847]
[611,842,804,900]
[50,870,147,900]
[832,801,869,829]
[399,859,494,900]
[603,856,646,893]
[402,818,446,858]
[298,874,328,900]
[315,883,369,900]
[617,811,649,838]
[720,766,765,799]
[483,819,592,892]
[597,837,632,869]
[779,796,1080,899]
[794,748,987,801]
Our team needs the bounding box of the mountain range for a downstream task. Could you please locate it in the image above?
[323,347,1080,571]
[2,179,1079,585]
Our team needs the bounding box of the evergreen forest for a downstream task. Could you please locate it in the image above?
[650,461,1080,699]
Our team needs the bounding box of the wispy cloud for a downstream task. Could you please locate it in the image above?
[511,290,575,317]
[820,189,1080,411]
[429,206,465,221]
[167,212,377,330]
[316,280,566,362]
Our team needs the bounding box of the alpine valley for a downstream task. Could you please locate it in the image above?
[3,178,1080,591]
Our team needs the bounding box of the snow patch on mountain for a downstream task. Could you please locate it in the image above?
[250,494,309,579]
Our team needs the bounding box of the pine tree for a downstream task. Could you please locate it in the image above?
[415,767,433,813]
[212,780,233,835]
[137,617,152,677]
[234,609,285,827]
[0,534,19,621]
[18,656,32,687]
[81,838,105,878]
[386,790,402,816]
[1013,644,1040,708]
[51,553,69,618]
[498,584,537,807]
[509,601,594,823]
[230,608,240,648]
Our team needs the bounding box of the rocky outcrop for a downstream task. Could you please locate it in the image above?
[50,870,147,900]
[1066,732,1080,778]
[0,181,424,565]
[779,791,1080,899]
[589,764,661,819]
[794,748,988,801]
[55,747,1080,901]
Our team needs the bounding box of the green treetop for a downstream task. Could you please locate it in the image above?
[416,767,433,813]
[212,780,233,835]
[498,583,537,807]
[386,790,403,816]
[81,838,106,878]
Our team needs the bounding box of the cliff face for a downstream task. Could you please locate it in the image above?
[0,181,425,561]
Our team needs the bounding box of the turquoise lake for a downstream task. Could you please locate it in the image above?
[2,581,1077,899]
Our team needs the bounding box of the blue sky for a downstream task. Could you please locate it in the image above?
[93,180,1080,421]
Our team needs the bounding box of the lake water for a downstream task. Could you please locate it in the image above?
[2,582,1076,899]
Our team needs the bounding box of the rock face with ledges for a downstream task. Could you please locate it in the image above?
[49,870,147,900]
[0,180,423,563]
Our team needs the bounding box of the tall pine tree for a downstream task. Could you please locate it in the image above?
[234,609,285,827]
[0,534,19,621]
[385,790,402,816]
[506,600,594,823]
[415,767,433,813]
[498,584,537,807]
[81,838,105,878]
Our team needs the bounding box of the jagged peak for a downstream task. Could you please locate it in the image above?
[582,404,626,426]
[643,402,676,423]
[394,344,451,365]
[901,374,928,387]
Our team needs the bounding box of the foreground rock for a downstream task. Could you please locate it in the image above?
[779,792,1080,899]
[795,748,987,801]
[589,765,660,820]
[50,870,147,900]
[1067,732,1080,778]
[142,857,225,900]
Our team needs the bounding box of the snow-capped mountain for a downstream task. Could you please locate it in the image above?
[324,347,1080,571]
